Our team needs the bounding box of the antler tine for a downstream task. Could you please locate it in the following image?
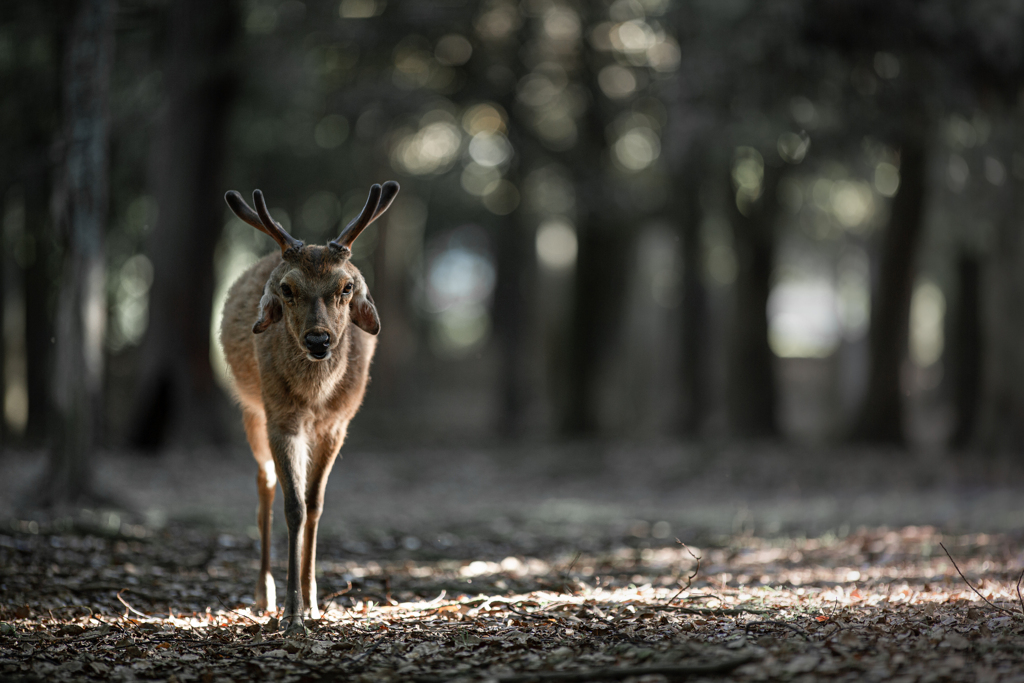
[225,191,274,238]
[331,184,382,251]
[253,189,303,254]
[369,180,401,224]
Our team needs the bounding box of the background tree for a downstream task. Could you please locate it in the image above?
[851,139,928,444]
[128,0,240,448]
[39,0,116,505]
[6,0,1024,462]
[726,156,781,437]
[0,3,62,448]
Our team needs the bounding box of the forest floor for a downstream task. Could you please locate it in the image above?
[2,441,1024,682]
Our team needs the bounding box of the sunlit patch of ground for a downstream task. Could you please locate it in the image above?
[2,519,1024,682]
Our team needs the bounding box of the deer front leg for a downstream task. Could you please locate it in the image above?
[300,423,347,620]
[242,410,277,612]
[267,424,309,635]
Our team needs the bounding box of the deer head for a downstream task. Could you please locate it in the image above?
[224,182,399,361]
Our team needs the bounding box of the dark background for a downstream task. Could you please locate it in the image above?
[3,0,1024,508]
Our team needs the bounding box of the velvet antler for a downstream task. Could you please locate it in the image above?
[224,190,304,254]
[329,181,400,255]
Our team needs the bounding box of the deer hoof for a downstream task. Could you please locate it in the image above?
[280,615,308,637]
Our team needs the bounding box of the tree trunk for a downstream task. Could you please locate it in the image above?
[0,192,6,448]
[726,162,779,438]
[39,0,116,506]
[129,0,239,449]
[976,179,1024,452]
[561,218,630,435]
[558,18,628,436]
[850,141,927,445]
[23,166,55,443]
[948,253,981,449]
[493,206,533,438]
[677,153,708,436]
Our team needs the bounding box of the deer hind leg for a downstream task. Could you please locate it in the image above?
[300,423,346,621]
[243,409,277,612]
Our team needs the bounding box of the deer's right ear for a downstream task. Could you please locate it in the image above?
[252,286,283,334]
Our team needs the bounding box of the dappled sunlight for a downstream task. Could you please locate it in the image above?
[3,519,1023,681]
[910,280,946,368]
[768,279,841,359]
[391,119,463,176]
[535,220,578,271]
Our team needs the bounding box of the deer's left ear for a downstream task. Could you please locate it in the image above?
[252,283,283,334]
[350,282,380,335]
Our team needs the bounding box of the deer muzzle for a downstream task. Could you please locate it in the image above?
[304,331,331,360]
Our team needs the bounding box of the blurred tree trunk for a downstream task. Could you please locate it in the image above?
[850,140,927,445]
[726,162,779,438]
[129,0,239,449]
[561,219,628,434]
[0,5,61,448]
[1,187,25,447]
[677,151,708,436]
[559,19,628,436]
[0,193,5,448]
[39,0,116,506]
[493,204,533,438]
[23,167,56,443]
[976,183,1024,452]
[948,253,981,449]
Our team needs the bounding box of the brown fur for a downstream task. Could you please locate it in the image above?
[219,185,395,634]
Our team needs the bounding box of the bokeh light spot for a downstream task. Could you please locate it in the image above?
[874,162,900,197]
[598,65,637,99]
[910,280,945,367]
[435,34,473,66]
[614,128,660,171]
[535,220,578,270]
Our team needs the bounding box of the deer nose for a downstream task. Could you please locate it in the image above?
[304,332,330,358]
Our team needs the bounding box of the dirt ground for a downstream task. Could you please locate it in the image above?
[2,442,1024,682]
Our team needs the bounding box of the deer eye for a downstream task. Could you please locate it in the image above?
[342,282,354,295]
[280,283,293,298]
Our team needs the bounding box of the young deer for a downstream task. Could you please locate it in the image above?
[220,182,399,634]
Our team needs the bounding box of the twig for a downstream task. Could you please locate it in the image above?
[19,627,116,647]
[116,590,156,622]
[505,603,554,621]
[91,615,129,635]
[413,653,758,683]
[939,543,1021,618]
[666,540,702,605]
[418,590,447,608]
[558,551,583,593]
[322,581,354,603]
[743,620,810,641]
[822,623,853,643]
[216,598,259,625]
[564,551,582,576]
[663,606,770,616]
[826,597,839,621]
[344,641,383,672]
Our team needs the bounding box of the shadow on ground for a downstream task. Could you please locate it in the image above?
[2,443,1024,681]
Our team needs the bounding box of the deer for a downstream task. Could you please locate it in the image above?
[219,181,399,635]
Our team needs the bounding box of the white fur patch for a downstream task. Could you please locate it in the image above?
[261,459,277,488]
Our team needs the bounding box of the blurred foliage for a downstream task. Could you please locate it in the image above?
[4,0,1024,450]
